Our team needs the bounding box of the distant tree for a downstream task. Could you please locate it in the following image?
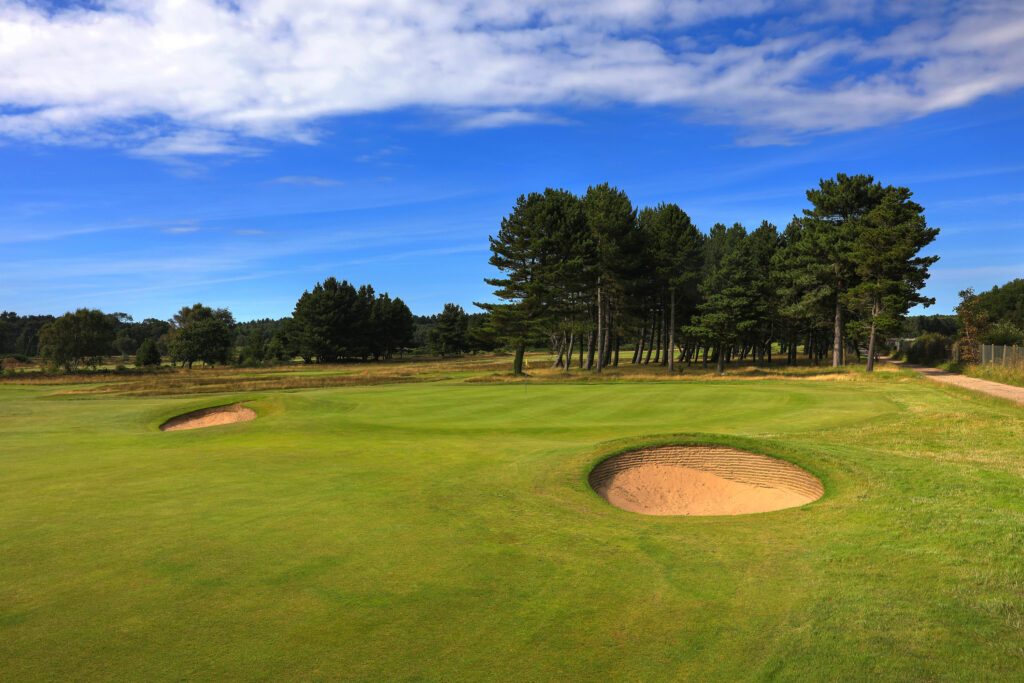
[292,277,362,363]
[846,186,939,371]
[135,338,161,367]
[114,329,137,360]
[38,308,115,372]
[582,183,639,372]
[479,192,554,375]
[983,322,1024,346]
[955,288,989,363]
[639,203,704,371]
[168,303,234,368]
[974,278,1024,329]
[238,331,267,366]
[430,303,469,356]
[694,224,754,374]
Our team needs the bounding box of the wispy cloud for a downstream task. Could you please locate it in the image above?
[455,110,574,130]
[233,229,271,235]
[162,225,201,234]
[2,1,1017,153]
[272,175,344,187]
[355,146,405,164]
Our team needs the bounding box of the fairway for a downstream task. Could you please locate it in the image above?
[3,374,1024,680]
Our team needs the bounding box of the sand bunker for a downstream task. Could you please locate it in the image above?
[589,445,823,516]
[159,403,256,431]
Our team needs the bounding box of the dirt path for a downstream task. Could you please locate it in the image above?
[888,360,1024,407]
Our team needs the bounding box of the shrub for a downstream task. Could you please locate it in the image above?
[906,332,950,365]
[982,322,1024,346]
[135,338,161,367]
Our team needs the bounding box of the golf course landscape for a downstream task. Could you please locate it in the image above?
[3,359,1023,680]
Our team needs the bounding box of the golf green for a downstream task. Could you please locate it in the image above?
[2,376,1023,680]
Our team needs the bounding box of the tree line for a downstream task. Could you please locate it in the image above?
[480,174,939,374]
[10,278,426,371]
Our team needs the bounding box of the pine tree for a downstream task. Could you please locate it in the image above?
[847,187,939,371]
[639,203,703,371]
[582,183,639,373]
[800,174,887,366]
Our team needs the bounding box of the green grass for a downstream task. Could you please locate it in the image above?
[939,360,1024,389]
[2,366,1024,680]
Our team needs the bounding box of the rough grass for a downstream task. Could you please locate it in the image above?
[1,352,903,397]
[941,360,1024,389]
[2,361,1023,680]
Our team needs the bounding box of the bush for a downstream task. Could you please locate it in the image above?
[1,353,31,363]
[983,322,1024,346]
[906,332,950,365]
[135,338,161,367]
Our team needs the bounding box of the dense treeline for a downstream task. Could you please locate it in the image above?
[481,174,939,374]
[10,277,424,371]
[289,278,415,362]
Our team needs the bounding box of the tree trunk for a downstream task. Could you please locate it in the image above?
[595,285,604,373]
[668,289,676,372]
[661,300,669,366]
[717,343,725,374]
[832,293,843,367]
[565,332,575,372]
[513,343,525,376]
[603,322,611,368]
[866,303,878,372]
[585,330,595,370]
[613,334,620,367]
[632,330,642,364]
[552,332,565,369]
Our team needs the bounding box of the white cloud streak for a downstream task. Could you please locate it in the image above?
[0,0,1022,154]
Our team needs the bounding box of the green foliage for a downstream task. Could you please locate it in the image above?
[902,314,958,338]
[694,223,755,372]
[134,338,161,367]
[37,308,115,372]
[982,321,1024,346]
[429,303,470,356]
[973,278,1024,328]
[954,288,989,363]
[237,331,267,367]
[906,332,950,364]
[0,311,55,356]
[292,278,414,362]
[168,303,234,368]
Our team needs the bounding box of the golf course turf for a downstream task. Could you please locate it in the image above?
[2,365,1023,679]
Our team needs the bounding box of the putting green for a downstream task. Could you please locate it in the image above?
[2,377,1023,680]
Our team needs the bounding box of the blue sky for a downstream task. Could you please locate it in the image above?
[2,0,1023,320]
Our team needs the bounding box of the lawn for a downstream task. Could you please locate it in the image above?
[2,365,1023,680]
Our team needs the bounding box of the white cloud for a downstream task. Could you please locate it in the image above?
[0,0,1022,153]
[455,110,574,130]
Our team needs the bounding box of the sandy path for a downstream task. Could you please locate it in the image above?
[888,361,1024,407]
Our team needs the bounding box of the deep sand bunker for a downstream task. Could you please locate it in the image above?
[159,403,256,431]
[589,445,823,516]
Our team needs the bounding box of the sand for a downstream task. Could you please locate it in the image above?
[590,445,823,516]
[159,403,257,431]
